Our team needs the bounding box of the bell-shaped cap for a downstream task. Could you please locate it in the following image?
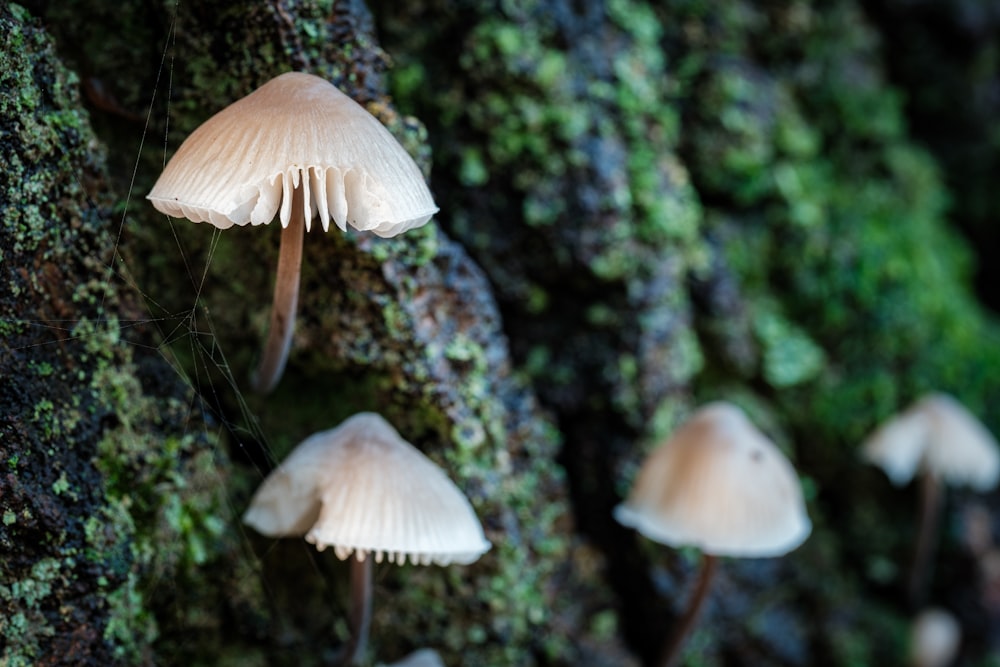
[860,406,932,487]
[614,402,812,558]
[918,393,1000,491]
[147,72,438,237]
[243,412,490,566]
[861,393,1000,491]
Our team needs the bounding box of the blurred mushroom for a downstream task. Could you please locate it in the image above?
[147,72,438,393]
[919,394,1000,490]
[860,404,931,487]
[861,393,1000,603]
[910,608,961,667]
[381,648,446,667]
[614,402,811,667]
[243,412,489,666]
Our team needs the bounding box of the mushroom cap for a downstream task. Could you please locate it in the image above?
[147,72,438,237]
[860,406,931,487]
[909,608,961,667]
[614,402,812,558]
[242,412,491,566]
[861,393,1000,491]
[383,649,446,667]
[918,393,1000,491]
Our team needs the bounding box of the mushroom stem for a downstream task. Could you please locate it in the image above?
[908,472,942,606]
[340,554,373,667]
[251,192,305,394]
[658,553,718,667]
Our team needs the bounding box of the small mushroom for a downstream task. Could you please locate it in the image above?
[147,72,438,393]
[859,404,931,487]
[918,394,1000,490]
[243,412,490,666]
[614,402,811,667]
[381,648,446,667]
[861,393,1000,603]
[909,608,961,667]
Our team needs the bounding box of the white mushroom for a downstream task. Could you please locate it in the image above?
[243,412,489,665]
[910,608,961,667]
[862,393,1000,490]
[861,405,932,487]
[614,402,811,667]
[918,394,1000,491]
[860,392,1000,603]
[381,648,446,667]
[614,402,811,558]
[148,72,438,393]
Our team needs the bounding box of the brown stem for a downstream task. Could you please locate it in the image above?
[339,554,373,667]
[251,192,305,394]
[659,553,718,667]
[908,472,942,606]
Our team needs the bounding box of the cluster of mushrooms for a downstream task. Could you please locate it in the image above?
[612,401,998,667]
[862,394,1000,667]
[146,72,1000,667]
[147,72,480,667]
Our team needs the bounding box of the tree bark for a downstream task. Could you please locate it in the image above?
[3,1,999,666]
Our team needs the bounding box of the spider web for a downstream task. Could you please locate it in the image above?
[24,0,348,653]
[0,2,414,658]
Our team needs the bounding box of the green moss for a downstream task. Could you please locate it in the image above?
[752,301,826,388]
[103,574,157,661]
[669,0,1000,661]
[371,0,1000,664]
[13,0,996,664]
[1,6,252,665]
[27,0,598,663]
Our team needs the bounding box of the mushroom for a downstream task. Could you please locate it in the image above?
[243,412,490,666]
[147,72,438,393]
[909,608,961,667]
[858,404,931,487]
[614,402,811,667]
[382,648,446,667]
[861,393,1000,603]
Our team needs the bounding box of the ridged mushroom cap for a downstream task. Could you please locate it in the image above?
[614,402,812,558]
[861,393,999,491]
[147,72,438,237]
[242,412,490,566]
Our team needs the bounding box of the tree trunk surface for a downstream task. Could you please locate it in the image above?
[3,1,998,666]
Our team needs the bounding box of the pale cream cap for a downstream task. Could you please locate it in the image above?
[382,649,446,667]
[909,608,961,667]
[614,402,812,558]
[243,412,490,566]
[147,72,438,237]
[862,393,999,491]
[919,393,1000,491]
[860,406,931,486]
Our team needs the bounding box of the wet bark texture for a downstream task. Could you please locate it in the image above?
[2,1,999,666]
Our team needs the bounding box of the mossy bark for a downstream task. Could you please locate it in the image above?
[1,5,232,665]
[4,1,627,666]
[3,0,999,666]
[375,1,1000,665]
